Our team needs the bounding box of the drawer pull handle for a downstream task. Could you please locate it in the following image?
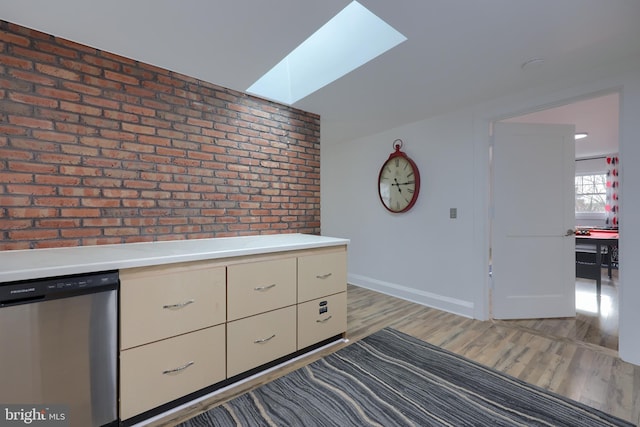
[162,361,194,375]
[254,334,276,344]
[316,315,333,323]
[316,273,332,279]
[254,284,276,291]
[163,299,195,309]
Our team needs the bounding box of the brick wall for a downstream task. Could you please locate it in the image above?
[0,21,321,250]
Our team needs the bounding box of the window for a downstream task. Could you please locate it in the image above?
[575,174,607,213]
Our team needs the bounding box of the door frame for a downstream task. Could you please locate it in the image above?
[484,88,622,320]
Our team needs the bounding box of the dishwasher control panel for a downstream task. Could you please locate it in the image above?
[0,270,119,306]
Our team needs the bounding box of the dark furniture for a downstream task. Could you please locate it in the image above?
[575,230,618,297]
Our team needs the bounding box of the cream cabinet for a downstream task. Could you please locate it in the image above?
[119,324,225,420]
[227,305,297,377]
[297,247,347,349]
[119,244,347,422]
[298,249,348,303]
[298,292,347,349]
[120,262,226,350]
[227,257,296,321]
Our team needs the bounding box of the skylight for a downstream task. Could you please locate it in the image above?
[247,1,407,105]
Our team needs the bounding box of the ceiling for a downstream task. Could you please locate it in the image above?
[3,1,639,150]
[504,92,619,159]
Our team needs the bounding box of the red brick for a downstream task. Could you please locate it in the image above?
[82,116,120,130]
[59,58,101,76]
[100,130,136,141]
[82,54,121,71]
[35,63,81,81]
[123,199,157,208]
[0,149,33,160]
[60,228,101,238]
[7,162,56,175]
[7,207,58,218]
[124,218,157,226]
[32,130,77,143]
[187,117,213,128]
[104,69,139,85]
[35,41,79,59]
[9,69,55,86]
[0,53,33,70]
[103,110,138,123]
[141,80,173,94]
[59,165,101,176]
[62,81,103,96]
[60,101,101,116]
[35,175,81,186]
[83,75,123,91]
[81,198,121,208]
[55,123,98,135]
[0,31,31,47]
[0,196,30,206]
[103,189,139,198]
[34,197,80,207]
[37,219,81,228]
[124,85,155,98]
[0,241,31,250]
[122,103,155,117]
[38,153,82,165]
[80,95,119,110]
[10,229,59,240]
[37,108,80,123]
[122,122,156,135]
[140,116,170,129]
[61,208,101,217]
[59,147,96,159]
[83,218,122,227]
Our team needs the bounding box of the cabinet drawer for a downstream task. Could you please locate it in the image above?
[120,263,225,349]
[227,257,296,321]
[297,292,347,349]
[226,305,297,377]
[119,324,226,420]
[297,249,347,303]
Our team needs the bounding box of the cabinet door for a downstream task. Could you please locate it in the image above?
[297,292,347,349]
[227,257,296,321]
[120,263,225,349]
[226,305,297,377]
[119,324,226,420]
[297,249,347,303]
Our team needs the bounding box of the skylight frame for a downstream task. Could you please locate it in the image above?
[247,1,407,105]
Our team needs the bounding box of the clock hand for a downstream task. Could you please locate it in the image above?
[393,178,402,193]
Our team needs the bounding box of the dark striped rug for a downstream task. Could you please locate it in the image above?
[179,328,633,427]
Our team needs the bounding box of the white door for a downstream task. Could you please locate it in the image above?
[492,122,575,319]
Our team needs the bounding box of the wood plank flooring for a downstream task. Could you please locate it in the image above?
[494,271,620,352]
[148,280,639,426]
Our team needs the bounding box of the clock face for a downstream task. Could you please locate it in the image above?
[378,154,420,213]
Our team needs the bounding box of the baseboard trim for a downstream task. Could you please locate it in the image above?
[349,273,474,318]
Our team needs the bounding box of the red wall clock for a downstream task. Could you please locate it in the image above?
[378,139,421,213]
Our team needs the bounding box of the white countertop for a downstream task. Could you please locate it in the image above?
[0,234,349,283]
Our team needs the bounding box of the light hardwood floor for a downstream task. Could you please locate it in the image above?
[150,279,639,426]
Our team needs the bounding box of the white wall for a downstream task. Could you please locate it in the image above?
[322,110,482,318]
[321,56,640,365]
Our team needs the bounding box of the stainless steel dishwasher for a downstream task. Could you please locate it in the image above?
[0,270,118,427]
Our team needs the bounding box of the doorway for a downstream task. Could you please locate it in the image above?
[492,91,621,351]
